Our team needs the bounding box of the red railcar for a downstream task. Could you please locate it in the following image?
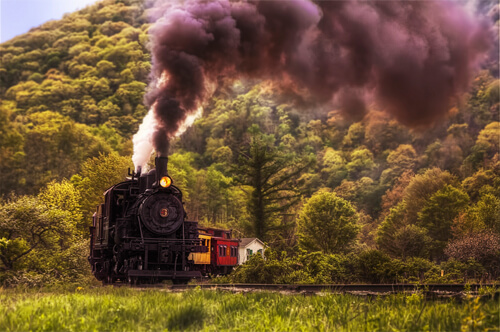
[190,227,239,275]
[212,238,239,271]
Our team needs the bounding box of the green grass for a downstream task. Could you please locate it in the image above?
[0,287,498,331]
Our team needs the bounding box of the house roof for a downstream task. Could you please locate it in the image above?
[239,238,265,247]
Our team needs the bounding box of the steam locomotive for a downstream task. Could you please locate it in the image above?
[88,156,238,284]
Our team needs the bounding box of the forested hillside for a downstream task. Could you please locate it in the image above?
[0,0,499,286]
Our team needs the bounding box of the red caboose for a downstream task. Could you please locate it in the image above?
[190,227,239,275]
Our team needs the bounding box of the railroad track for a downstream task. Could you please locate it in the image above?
[134,283,499,294]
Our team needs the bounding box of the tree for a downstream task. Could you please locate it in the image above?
[297,191,359,254]
[476,122,499,157]
[342,122,365,148]
[38,179,84,236]
[379,170,414,221]
[72,152,132,220]
[334,177,384,216]
[0,196,72,271]
[21,111,113,194]
[417,185,469,259]
[403,168,457,224]
[0,102,25,195]
[464,122,500,170]
[451,211,487,239]
[376,202,408,257]
[346,146,375,179]
[364,111,411,155]
[320,147,347,187]
[380,144,417,186]
[392,225,432,260]
[234,131,314,240]
[475,194,500,233]
[462,168,499,202]
[454,194,500,236]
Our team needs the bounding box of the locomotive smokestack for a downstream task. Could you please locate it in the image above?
[155,156,169,186]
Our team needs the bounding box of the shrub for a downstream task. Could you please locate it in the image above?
[354,249,392,283]
[400,257,440,283]
[445,232,500,277]
[440,259,486,283]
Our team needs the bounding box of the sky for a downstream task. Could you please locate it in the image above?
[0,0,99,43]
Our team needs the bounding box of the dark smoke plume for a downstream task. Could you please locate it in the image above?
[138,0,492,163]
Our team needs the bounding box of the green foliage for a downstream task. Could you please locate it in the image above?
[440,259,486,283]
[418,185,469,257]
[380,144,417,186]
[474,194,500,233]
[226,247,483,284]
[38,180,84,236]
[402,257,441,283]
[0,196,73,270]
[376,202,407,256]
[0,195,92,286]
[476,122,499,157]
[392,225,432,259]
[234,131,314,241]
[297,191,359,254]
[354,249,393,283]
[342,122,365,147]
[346,146,375,179]
[403,168,457,225]
[320,147,347,187]
[72,152,132,219]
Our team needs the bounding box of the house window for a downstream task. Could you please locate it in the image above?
[247,249,253,256]
[258,249,263,256]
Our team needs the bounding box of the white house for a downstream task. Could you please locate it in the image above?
[238,238,265,264]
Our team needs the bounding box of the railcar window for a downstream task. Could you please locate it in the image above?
[219,245,226,257]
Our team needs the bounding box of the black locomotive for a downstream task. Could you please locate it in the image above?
[89,156,206,284]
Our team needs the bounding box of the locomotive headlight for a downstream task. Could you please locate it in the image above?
[160,176,172,188]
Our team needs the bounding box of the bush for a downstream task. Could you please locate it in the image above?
[445,232,500,277]
[441,259,486,283]
[230,251,297,284]
[221,247,488,285]
[354,249,392,283]
[400,257,440,283]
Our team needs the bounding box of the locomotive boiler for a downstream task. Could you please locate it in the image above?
[88,156,206,284]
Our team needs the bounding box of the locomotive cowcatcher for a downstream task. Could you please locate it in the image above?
[88,156,207,284]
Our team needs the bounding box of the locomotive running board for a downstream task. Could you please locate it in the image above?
[128,270,202,278]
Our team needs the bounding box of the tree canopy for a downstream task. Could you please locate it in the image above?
[297,191,359,254]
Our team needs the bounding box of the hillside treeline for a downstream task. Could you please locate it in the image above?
[0,0,499,286]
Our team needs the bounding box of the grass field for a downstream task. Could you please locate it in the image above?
[1,287,498,331]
